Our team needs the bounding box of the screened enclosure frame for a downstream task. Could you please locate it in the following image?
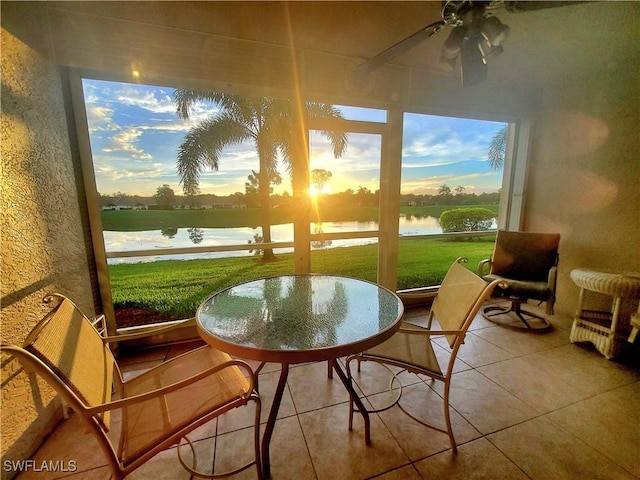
[69,69,528,337]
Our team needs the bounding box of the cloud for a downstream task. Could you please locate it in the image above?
[115,84,220,126]
[401,114,504,166]
[102,128,152,160]
[85,105,119,132]
[402,133,489,165]
[310,131,380,172]
[85,79,506,198]
[139,120,195,133]
[179,100,221,124]
[93,155,164,176]
[115,85,176,114]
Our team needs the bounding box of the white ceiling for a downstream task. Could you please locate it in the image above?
[46,1,640,95]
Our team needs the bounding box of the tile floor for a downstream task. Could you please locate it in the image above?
[16,302,640,480]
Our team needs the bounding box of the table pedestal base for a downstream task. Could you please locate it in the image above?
[259,359,372,478]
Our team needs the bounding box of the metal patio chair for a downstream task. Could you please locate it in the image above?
[346,258,503,452]
[1,293,263,479]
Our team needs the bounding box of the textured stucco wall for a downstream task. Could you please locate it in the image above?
[1,6,95,477]
[525,65,640,321]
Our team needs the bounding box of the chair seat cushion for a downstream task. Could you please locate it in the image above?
[484,274,551,300]
[364,322,442,376]
[489,231,560,282]
[121,345,250,464]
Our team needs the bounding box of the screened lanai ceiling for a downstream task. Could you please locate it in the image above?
[41,1,640,99]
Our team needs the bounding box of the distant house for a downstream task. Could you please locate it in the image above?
[197,195,246,210]
[98,194,245,210]
[98,196,151,211]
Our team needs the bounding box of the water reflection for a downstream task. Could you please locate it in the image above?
[311,222,333,249]
[198,276,349,350]
[188,227,204,244]
[161,227,178,239]
[104,215,494,264]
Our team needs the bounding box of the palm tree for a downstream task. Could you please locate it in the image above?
[487,125,507,171]
[174,91,348,261]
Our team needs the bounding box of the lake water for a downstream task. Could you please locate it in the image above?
[104,214,481,264]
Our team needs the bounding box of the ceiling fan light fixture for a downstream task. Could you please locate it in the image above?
[439,56,458,72]
[353,0,521,89]
[439,25,468,71]
[441,25,466,58]
[479,41,504,64]
[481,15,510,46]
[460,32,488,86]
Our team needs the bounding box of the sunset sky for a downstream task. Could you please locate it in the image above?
[82,79,505,198]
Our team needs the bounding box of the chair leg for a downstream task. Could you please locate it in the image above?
[442,381,457,454]
[483,300,552,331]
[175,394,264,479]
[345,356,356,432]
[253,395,264,480]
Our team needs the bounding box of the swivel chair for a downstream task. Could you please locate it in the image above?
[478,230,560,331]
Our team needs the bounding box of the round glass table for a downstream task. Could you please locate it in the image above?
[196,274,404,477]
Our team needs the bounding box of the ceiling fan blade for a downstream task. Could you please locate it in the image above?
[460,33,488,86]
[504,1,585,12]
[347,0,588,91]
[353,20,446,76]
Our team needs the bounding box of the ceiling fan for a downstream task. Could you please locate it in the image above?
[347,1,583,89]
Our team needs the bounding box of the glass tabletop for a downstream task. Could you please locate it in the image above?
[196,274,404,363]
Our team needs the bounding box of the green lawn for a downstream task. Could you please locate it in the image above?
[108,235,495,322]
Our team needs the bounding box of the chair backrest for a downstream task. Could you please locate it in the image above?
[490,230,560,282]
[432,260,499,348]
[23,295,116,422]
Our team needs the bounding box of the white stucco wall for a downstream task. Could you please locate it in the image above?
[525,66,640,321]
[1,6,95,477]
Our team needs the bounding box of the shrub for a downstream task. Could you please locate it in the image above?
[439,207,494,233]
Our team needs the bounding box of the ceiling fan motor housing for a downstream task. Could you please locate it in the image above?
[442,1,493,27]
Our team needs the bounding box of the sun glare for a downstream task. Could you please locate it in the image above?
[310,185,332,197]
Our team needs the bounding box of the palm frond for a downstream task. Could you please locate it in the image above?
[174,91,350,194]
[487,126,507,171]
[173,90,222,120]
[304,102,348,158]
[176,115,250,195]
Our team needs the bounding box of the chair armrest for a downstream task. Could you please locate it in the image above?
[86,358,256,416]
[548,265,558,287]
[102,317,196,342]
[546,265,559,315]
[477,258,491,276]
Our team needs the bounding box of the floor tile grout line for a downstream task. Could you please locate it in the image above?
[462,363,551,419]
[539,406,640,479]
[294,407,320,480]
[19,305,640,480]
[482,433,534,480]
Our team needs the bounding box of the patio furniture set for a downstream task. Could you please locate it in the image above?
[3,231,639,478]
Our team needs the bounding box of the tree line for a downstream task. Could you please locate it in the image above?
[99,183,499,210]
